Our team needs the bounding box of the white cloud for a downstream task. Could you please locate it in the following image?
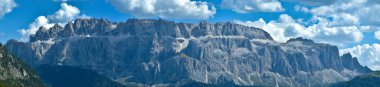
[18,16,54,41]
[293,0,380,47]
[221,0,284,13]
[231,0,378,70]
[18,3,83,42]
[308,0,380,27]
[108,0,216,19]
[281,0,337,6]
[235,14,312,42]
[311,26,363,46]
[224,1,365,46]
[375,31,380,40]
[253,0,380,47]
[48,3,80,24]
[291,0,380,36]
[235,14,363,47]
[340,44,380,70]
[0,0,17,18]
[220,0,335,13]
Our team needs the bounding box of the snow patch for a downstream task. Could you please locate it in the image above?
[250,39,280,46]
[111,24,118,29]
[33,38,56,44]
[197,35,246,40]
[174,38,189,53]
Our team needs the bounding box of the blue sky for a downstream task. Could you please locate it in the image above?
[1,0,380,69]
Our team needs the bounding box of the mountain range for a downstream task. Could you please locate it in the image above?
[5,18,372,87]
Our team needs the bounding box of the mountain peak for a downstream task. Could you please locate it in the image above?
[6,39,18,44]
[30,23,64,42]
[286,37,314,43]
[28,18,274,42]
[52,24,63,29]
[341,52,372,73]
[126,18,165,23]
[199,20,209,25]
[341,53,353,58]
[74,18,110,23]
[38,26,48,31]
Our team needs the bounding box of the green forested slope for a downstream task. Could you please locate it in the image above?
[0,44,44,87]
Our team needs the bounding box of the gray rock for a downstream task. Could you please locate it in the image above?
[341,53,371,73]
[5,18,371,87]
[30,24,63,42]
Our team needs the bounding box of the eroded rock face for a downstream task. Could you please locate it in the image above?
[30,24,63,42]
[5,18,371,87]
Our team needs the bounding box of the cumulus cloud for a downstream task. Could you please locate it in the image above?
[18,3,83,42]
[0,0,17,18]
[108,0,216,19]
[281,0,337,6]
[375,31,380,40]
[48,3,80,23]
[229,0,378,70]
[18,16,54,41]
[220,0,335,13]
[306,0,380,27]
[222,0,369,47]
[340,44,380,70]
[235,14,312,42]
[291,0,380,47]
[243,0,380,47]
[235,14,363,46]
[221,0,284,13]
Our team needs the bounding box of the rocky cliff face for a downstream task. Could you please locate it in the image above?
[5,18,371,87]
[0,44,44,87]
